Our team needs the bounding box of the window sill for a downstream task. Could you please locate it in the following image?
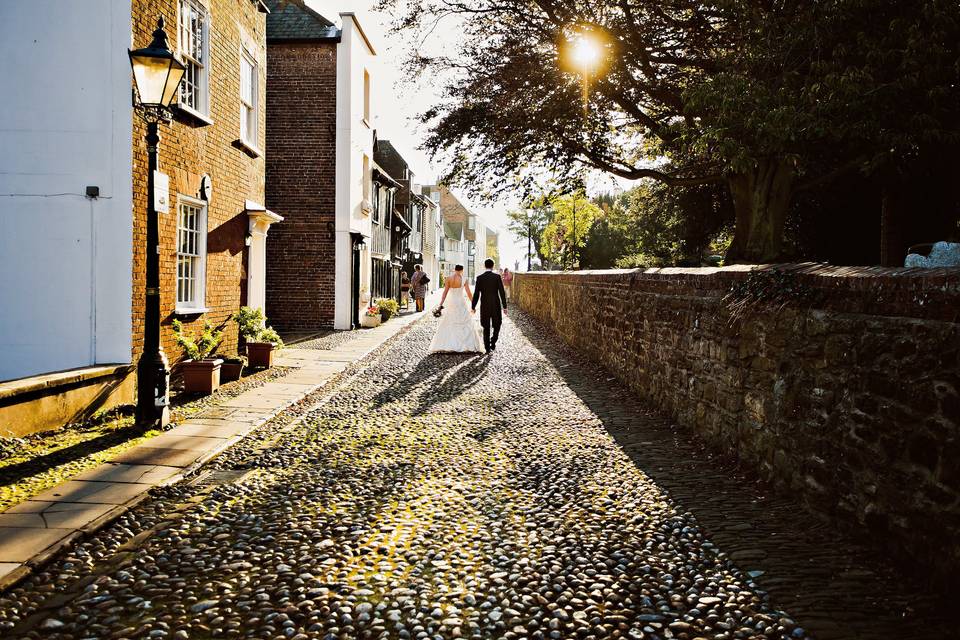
[233,138,262,158]
[175,306,209,316]
[173,104,214,127]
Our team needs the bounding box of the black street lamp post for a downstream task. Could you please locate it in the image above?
[129,17,186,428]
[527,209,533,271]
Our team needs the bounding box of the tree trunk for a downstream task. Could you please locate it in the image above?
[725,159,795,264]
[880,182,907,267]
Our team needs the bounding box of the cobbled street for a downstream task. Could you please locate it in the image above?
[0,312,950,640]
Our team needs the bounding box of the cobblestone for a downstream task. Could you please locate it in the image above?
[0,312,949,639]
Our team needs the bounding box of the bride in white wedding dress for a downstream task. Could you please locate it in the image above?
[429,265,484,354]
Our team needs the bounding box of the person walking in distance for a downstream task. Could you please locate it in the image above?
[410,264,429,312]
[502,267,514,301]
[471,258,507,353]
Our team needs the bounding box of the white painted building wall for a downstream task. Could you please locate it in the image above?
[333,12,376,330]
[0,0,133,382]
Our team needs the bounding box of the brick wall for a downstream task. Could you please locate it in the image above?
[514,265,960,583]
[264,41,338,331]
[132,0,267,368]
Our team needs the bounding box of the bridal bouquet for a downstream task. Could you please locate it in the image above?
[432,305,444,318]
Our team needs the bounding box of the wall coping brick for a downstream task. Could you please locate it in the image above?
[522,263,960,322]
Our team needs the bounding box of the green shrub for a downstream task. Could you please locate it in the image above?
[172,320,224,360]
[234,306,265,341]
[375,297,400,320]
[233,306,283,348]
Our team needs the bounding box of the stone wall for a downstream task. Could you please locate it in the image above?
[514,265,960,582]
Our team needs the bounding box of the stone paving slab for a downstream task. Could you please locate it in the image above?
[71,463,181,485]
[0,563,20,581]
[109,446,209,468]
[173,422,255,439]
[145,432,231,450]
[196,407,271,422]
[0,502,116,529]
[218,394,293,410]
[0,528,72,563]
[29,481,154,505]
[278,351,369,363]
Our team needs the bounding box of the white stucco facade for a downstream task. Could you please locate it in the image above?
[0,0,133,382]
[333,13,376,330]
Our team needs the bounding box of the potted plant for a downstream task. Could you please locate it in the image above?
[235,307,284,368]
[173,320,224,394]
[220,356,245,382]
[360,304,381,328]
[375,298,399,322]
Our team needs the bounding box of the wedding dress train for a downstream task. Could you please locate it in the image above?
[429,283,484,353]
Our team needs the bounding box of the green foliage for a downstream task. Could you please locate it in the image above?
[723,270,823,325]
[578,183,733,269]
[375,298,400,320]
[257,327,283,349]
[233,306,265,341]
[438,272,445,288]
[506,206,554,268]
[538,193,602,270]
[233,306,283,348]
[172,319,223,361]
[378,0,960,263]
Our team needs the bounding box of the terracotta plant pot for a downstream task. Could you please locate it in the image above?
[220,360,244,382]
[181,358,223,395]
[246,342,275,368]
[360,314,381,328]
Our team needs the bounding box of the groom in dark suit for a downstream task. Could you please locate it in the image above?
[472,258,508,353]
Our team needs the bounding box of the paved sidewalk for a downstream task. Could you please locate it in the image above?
[0,310,424,590]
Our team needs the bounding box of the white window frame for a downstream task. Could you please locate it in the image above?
[239,46,259,149]
[176,195,209,314]
[177,0,211,121]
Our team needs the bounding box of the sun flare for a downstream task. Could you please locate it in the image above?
[570,35,602,73]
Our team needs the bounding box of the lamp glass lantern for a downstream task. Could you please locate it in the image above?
[129,17,186,111]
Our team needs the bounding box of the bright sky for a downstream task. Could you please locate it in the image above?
[306,1,631,269]
[305,0,531,269]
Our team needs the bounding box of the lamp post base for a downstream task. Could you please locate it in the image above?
[135,350,170,429]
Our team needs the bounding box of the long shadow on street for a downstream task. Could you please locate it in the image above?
[510,311,952,640]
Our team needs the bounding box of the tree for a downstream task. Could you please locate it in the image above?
[505,206,553,269]
[579,184,733,269]
[377,0,960,264]
[539,193,602,270]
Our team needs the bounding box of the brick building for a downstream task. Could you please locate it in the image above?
[428,185,495,281]
[375,139,430,290]
[132,0,278,370]
[0,0,278,434]
[265,2,377,330]
[419,186,441,287]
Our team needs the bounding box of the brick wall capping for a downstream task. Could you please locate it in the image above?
[521,263,960,322]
